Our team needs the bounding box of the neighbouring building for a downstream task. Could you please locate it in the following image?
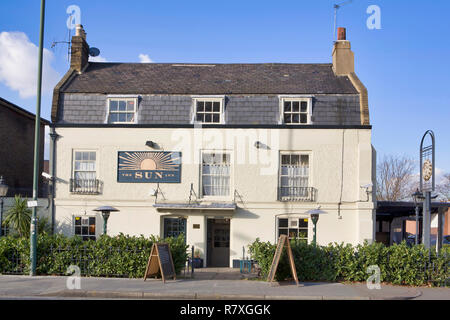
[50,25,376,267]
[0,97,49,197]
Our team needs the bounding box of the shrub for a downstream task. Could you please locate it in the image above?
[248,239,449,287]
[0,233,189,278]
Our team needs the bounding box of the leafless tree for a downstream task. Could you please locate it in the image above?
[437,173,450,201]
[376,155,417,201]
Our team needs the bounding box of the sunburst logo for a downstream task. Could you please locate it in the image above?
[119,152,180,171]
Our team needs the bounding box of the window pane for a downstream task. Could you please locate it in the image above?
[82,226,88,235]
[292,114,300,123]
[299,218,308,228]
[118,113,126,122]
[90,152,96,161]
[213,114,220,123]
[284,101,291,112]
[301,155,309,166]
[197,101,204,112]
[205,114,212,123]
[196,113,204,122]
[89,217,95,225]
[110,100,118,111]
[289,229,298,238]
[127,100,135,111]
[109,113,118,123]
[75,226,81,235]
[292,101,300,112]
[301,101,308,112]
[279,229,288,236]
[213,102,220,112]
[291,155,300,165]
[284,114,291,124]
[75,152,82,161]
[75,217,81,225]
[82,152,88,160]
[300,114,308,124]
[119,101,126,111]
[279,219,288,228]
[205,102,212,112]
[127,113,134,122]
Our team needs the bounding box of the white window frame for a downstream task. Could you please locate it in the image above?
[277,216,310,242]
[72,150,97,181]
[278,151,312,200]
[278,96,313,125]
[200,150,233,200]
[191,96,225,124]
[106,95,139,124]
[73,215,97,241]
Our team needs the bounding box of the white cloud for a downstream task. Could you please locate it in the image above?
[89,55,107,62]
[139,54,153,63]
[0,31,60,98]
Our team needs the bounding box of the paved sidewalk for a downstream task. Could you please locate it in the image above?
[1,275,444,300]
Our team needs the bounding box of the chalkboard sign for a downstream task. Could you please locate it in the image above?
[144,243,176,283]
[267,235,299,286]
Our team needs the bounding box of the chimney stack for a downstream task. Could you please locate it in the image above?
[70,24,89,72]
[332,27,354,76]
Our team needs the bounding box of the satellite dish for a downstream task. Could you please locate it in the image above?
[89,47,100,57]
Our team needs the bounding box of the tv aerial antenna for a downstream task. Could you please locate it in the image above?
[51,28,72,64]
[333,0,353,41]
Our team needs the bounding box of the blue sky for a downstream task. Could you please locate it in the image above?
[0,0,449,174]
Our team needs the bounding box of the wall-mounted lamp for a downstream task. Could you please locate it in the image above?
[254,141,270,150]
[361,183,373,201]
[146,141,155,148]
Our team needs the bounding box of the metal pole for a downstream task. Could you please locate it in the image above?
[30,0,46,276]
[422,191,431,249]
[0,198,3,237]
[313,221,317,245]
[415,205,419,245]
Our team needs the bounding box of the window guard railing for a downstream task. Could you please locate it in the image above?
[70,179,102,195]
[278,187,316,202]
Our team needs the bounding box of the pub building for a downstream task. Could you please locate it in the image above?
[50,25,375,267]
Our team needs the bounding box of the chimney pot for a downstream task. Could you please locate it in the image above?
[337,27,346,41]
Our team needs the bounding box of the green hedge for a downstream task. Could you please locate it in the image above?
[248,239,449,287]
[0,233,188,278]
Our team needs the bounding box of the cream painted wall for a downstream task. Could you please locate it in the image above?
[53,127,376,266]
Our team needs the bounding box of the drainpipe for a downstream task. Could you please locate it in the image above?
[49,126,59,234]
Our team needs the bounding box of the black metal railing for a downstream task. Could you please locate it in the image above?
[70,179,102,195]
[278,187,316,202]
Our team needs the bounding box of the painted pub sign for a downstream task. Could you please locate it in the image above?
[118,151,181,183]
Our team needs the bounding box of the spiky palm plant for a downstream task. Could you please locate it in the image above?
[3,195,31,238]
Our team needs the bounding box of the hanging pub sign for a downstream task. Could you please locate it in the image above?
[118,151,181,183]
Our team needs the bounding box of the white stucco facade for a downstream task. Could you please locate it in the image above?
[52,126,376,267]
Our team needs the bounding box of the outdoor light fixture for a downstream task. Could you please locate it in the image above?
[305,207,327,246]
[0,176,9,237]
[361,183,373,201]
[146,141,155,148]
[93,206,119,235]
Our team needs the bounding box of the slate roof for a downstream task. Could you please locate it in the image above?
[62,63,358,95]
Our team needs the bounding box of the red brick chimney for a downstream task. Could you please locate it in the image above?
[70,24,89,72]
[332,27,354,76]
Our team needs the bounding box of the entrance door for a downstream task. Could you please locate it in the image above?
[207,219,230,267]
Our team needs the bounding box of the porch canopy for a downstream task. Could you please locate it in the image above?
[376,201,449,218]
[153,202,236,212]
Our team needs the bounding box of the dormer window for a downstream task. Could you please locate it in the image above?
[192,97,225,124]
[280,97,312,125]
[107,97,138,124]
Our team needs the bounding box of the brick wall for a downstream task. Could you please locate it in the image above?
[0,106,46,197]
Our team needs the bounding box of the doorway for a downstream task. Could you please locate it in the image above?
[207,218,230,267]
